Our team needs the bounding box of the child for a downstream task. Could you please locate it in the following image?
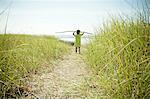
[73,30,84,54]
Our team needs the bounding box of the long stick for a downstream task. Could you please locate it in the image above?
[56,31,93,34]
[55,31,75,33]
[82,31,93,34]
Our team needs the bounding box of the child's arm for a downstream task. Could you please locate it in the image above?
[81,32,84,35]
[73,31,76,36]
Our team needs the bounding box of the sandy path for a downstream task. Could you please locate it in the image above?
[27,48,90,99]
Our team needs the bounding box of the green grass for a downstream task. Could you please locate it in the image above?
[0,34,70,97]
[85,18,150,98]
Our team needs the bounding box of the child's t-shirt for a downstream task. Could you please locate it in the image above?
[74,34,83,47]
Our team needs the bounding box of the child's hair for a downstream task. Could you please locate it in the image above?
[77,30,80,34]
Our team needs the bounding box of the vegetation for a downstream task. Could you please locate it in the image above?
[0,34,70,97]
[85,1,150,97]
[85,12,150,98]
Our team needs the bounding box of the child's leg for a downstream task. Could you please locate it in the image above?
[75,47,77,53]
[79,47,80,54]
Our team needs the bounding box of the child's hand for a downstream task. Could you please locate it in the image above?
[82,32,84,35]
[73,31,76,35]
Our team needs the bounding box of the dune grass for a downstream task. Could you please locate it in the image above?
[85,16,149,98]
[0,34,70,97]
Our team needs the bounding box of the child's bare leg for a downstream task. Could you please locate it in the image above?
[79,47,80,54]
[75,47,77,53]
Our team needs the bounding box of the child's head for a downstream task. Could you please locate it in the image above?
[77,30,80,34]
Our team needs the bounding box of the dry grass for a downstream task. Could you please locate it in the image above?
[85,16,149,98]
[0,34,70,98]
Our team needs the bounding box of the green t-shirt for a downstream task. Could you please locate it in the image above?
[74,34,83,47]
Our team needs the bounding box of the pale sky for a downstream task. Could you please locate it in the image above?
[0,0,146,43]
[0,0,134,33]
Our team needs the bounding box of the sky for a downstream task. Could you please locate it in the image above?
[0,0,144,42]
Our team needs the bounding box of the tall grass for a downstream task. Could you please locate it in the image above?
[85,10,150,99]
[0,34,70,97]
